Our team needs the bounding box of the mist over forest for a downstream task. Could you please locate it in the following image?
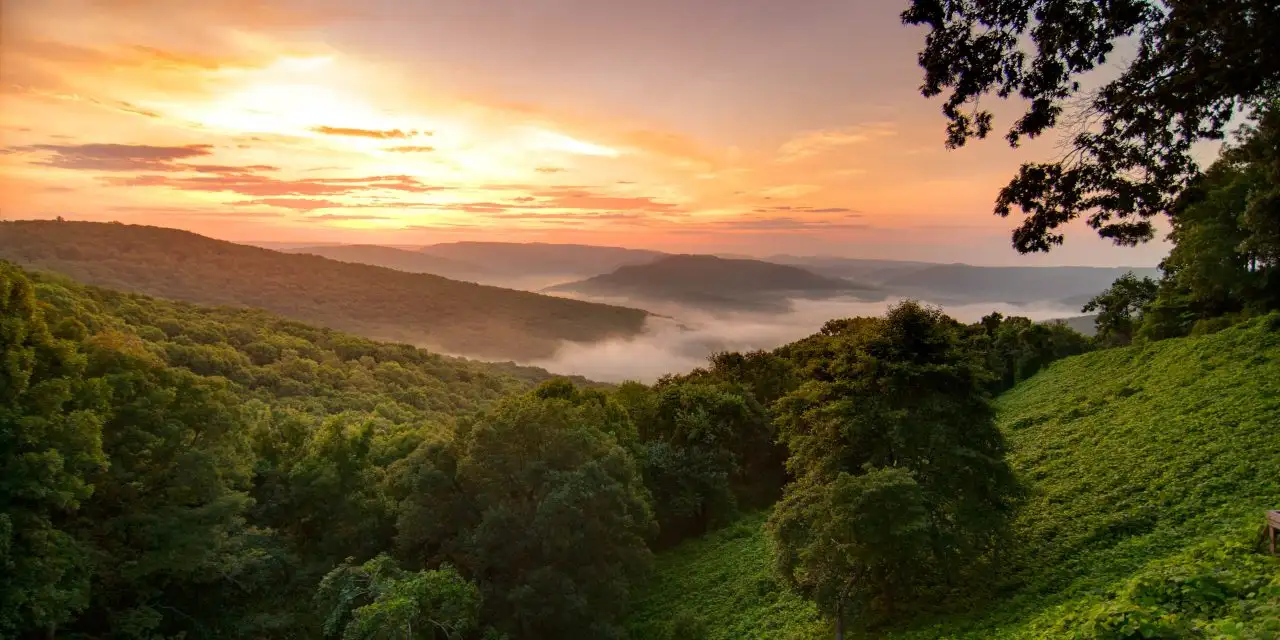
[529,296,1081,382]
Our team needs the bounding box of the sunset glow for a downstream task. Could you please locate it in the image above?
[0,0,1170,264]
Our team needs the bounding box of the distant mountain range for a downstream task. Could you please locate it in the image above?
[546,254,883,313]
[286,244,495,283]
[876,264,1161,305]
[420,241,664,279]
[0,222,649,360]
[261,240,1160,314]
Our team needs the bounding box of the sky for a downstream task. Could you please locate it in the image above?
[0,0,1177,266]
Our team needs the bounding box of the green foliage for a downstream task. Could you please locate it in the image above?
[0,220,649,360]
[631,315,1280,639]
[0,261,106,635]
[625,513,827,640]
[389,387,655,640]
[768,302,1019,628]
[973,313,1094,392]
[1141,105,1280,340]
[0,262,592,637]
[1083,273,1160,346]
[904,0,1280,252]
[316,554,482,640]
[633,380,779,545]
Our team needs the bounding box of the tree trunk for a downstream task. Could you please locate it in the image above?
[834,601,845,640]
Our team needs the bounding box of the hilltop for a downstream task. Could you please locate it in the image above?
[0,221,649,360]
[420,241,666,279]
[284,244,494,283]
[547,254,882,313]
[625,316,1280,638]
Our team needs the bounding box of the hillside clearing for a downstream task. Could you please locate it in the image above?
[626,316,1280,639]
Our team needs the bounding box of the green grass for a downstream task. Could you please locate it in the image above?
[624,514,827,640]
[626,315,1280,639]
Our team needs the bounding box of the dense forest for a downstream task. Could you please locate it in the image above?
[1,256,1091,639]
[626,314,1280,639]
[0,221,649,361]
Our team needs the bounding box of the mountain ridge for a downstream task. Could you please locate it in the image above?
[0,221,650,361]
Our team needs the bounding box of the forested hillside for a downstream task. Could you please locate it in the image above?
[2,258,1094,639]
[285,244,494,283]
[0,221,649,360]
[419,241,665,278]
[626,316,1280,639]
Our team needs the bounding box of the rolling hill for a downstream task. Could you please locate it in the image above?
[766,254,936,283]
[284,244,494,282]
[880,264,1162,305]
[0,221,650,360]
[547,254,882,313]
[419,241,666,279]
[625,315,1280,639]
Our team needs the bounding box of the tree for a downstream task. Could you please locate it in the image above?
[770,469,931,640]
[1141,104,1280,337]
[389,386,654,640]
[316,554,481,640]
[68,330,264,638]
[903,0,1280,253]
[768,302,1018,633]
[972,313,1092,391]
[1083,272,1159,346]
[0,262,107,636]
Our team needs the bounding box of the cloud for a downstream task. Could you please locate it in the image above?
[777,123,897,163]
[311,126,420,139]
[305,213,397,222]
[528,187,681,212]
[691,216,869,233]
[186,164,281,174]
[535,166,566,173]
[386,146,435,153]
[236,197,342,211]
[102,172,448,197]
[14,143,213,171]
[106,205,285,219]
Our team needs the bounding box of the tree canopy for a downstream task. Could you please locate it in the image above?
[904,0,1280,252]
[768,302,1020,632]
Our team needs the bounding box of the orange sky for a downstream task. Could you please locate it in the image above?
[0,0,1174,265]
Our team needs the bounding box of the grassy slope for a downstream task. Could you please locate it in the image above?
[0,221,649,361]
[626,316,1280,639]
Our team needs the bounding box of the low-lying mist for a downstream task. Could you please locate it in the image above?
[526,296,1082,383]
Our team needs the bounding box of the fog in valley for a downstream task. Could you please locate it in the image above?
[530,295,1080,382]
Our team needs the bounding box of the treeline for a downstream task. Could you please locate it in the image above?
[1084,106,1280,346]
[1,259,1094,639]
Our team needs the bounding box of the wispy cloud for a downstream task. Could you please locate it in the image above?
[777,123,897,163]
[311,126,422,139]
[236,197,344,211]
[102,172,448,197]
[13,143,213,171]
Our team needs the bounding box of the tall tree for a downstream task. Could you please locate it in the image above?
[389,385,654,640]
[903,0,1280,252]
[768,302,1018,633]
[0,263,107,636]
[1083,273,1160,346]
[68,330,263,638]
[1142,105,1280,338]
